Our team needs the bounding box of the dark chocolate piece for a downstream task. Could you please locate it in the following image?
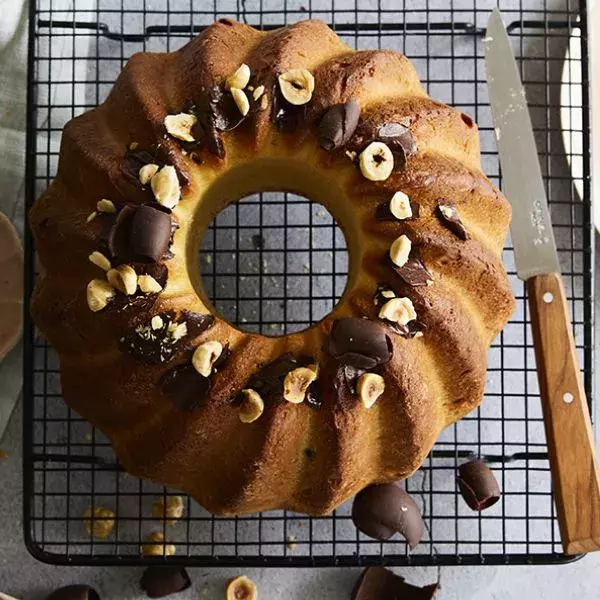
[46,586,100,600]
[305,378,323,409]
[121,148,157,187]
[392,257,433,287]
[377,121,417,157]
[332,363,364,409]
[457,459,501,511]
[108,205,136,261]
[317,98,360,150]
[129,205,173,262]
[326,317,392,370]
[140,566,192,598]
[351,483,423,547]
[436,200,469,240]
[207,85,246,132]
[352,567,438,600]
[273,82,306,133]
[375,200,420,221]
[161,363,210,412]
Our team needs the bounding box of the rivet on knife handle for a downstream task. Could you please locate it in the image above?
[528,272,600,554]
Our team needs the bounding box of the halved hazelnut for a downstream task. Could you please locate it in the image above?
[252,85,265,101]
[389,234,412,268]
[88,250,111,271]
[86,279,115,312]
[107,264,138,295]
[359,142,394,181]
[192,340,223,377]
[390,191,412,220]
[97,199,116,213]
[230,87,250,117]
[278,69,315,105]
[138,274,162,294]
[283,365,318,404]
[164,113,197,142]
[151,165,181,209]
[226,63,251,90]
[139,163,159,185]
[357,373,385,408]
[152,495,184,525]
[379,297,417,326]
[142,531,176,557]
[226,576,257,600]
[83,505,115,539]
[239,389,264,423]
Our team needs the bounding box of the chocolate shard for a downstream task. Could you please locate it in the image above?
[130,205,173,262]
[457,459,501,511]
[352,567,439,600]
[273,82,306,133]
[377,121,417,157]
[208,85,246,132]
[392,257,433,287]
[351,483,424,547]
[436,200,469,240]
[326,317,392,370]
[161,363,211,411]
[121,148,158,187]
[317,98,360,150]
[46,586,101,600]
[140,566,192,598]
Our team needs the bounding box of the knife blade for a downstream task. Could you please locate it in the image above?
[484,8,600,556]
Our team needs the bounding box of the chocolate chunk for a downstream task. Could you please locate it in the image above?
[317,98,360,150]
[333,363,364,409]
[375,200,420,221]
[140,566,192,598]
[121,148,157,187]
[208,85,246,132]
[436,200,469,240]
[161,363,211,411]
[392,257,433,287]
[129,205,173,262]
[377,121,417,157]
[273,83,306,133]
[351,483,423,547]
[181,311,215,340]
[46,586,100,600]
[191,114,225,158]
[108,205,137,261]
[457,459,501,511]
[326,317,392,370]
[352,567,438,600]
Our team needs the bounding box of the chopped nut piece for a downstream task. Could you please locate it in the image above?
[97,199,116,213]
[226,576,257,600]
[86,211,98,223]
[138,274,163,294]
[239,389,264,423]
[151,165,181,209]
[151,315,164,330]
[283,365,318,404]
[389,235,412,268]
[287,535,297,550]
[164,113,197,142]
[83,505,115,539]
[259,93,269,110]
[226,63,251,90]
[88,250,111,272]
[379,297,417,326]
[107,264,138,295]
[381,289,396,299]
[359,142,394,181]
[142,531,176,557]
[192,340,223,377]
[278,69,315,105]
[168,321,188,341]
[357,373,385,408]
[87,279,116,312]
[152,495,184,525]
[252,85,265,101]
[129,141,139,150]
[345,150,357,161]
[389,191,413,220]
[139,163,159,185]
[230,87,250,117]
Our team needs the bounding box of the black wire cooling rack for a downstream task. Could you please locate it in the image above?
[23,0,594,567]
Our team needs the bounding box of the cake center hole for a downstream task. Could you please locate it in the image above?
[199,192,349,336]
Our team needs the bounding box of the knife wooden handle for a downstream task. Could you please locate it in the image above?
[528,272,600,554]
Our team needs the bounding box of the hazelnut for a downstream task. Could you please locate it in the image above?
[86,279,115,312]
[283,365,318,404]
[151,315,164,330]
[192,340,223,377]
[278,69,315,105]
[139,163,159,185]
[389,191,412,220]
[97,199,116,213]
[359,142,394,181]
[107,264,138,295]
[88,250,111,271]
[86,211,97,223]
[164,113,197,142]
[239,389,264,423]
[83,505,115,539]
[142,531,176,557]
[138,274,163,294]
[230,87,250,117]
[252,85,265,101]
[167,321,188,341]
[226,63,251,90]
[379,297,417,326]
[389,234,412,268]
[226,576,257,600]
[151,165,181,209]
[356,373,385,408]
[152,495,184,525]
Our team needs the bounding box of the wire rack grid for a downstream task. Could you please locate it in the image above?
[23,0,594,567]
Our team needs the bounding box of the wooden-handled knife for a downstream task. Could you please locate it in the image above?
[484,8,600,555]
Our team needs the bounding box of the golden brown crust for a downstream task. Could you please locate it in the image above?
[30,19,515,516]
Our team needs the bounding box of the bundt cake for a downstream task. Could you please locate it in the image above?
[29,19,515,516]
